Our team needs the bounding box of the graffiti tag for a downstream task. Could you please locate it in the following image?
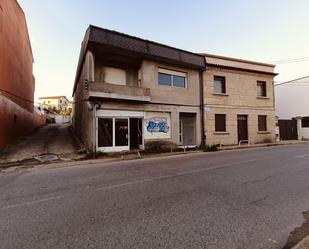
[145,117,170,133]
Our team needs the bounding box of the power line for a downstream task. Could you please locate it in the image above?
[274,76,309,86]
[269,57,309,65]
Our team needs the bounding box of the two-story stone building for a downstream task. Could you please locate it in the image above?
[203,54,277,145]
[72,26,205,153]
[73,26,276,153]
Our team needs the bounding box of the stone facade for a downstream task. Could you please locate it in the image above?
[203,54,276,145]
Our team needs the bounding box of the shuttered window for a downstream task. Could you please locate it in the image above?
[258,115,267,131]
[215,114,226,132]
[257,81,266,97]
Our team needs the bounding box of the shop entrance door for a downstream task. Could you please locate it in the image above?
[97,117,129,152]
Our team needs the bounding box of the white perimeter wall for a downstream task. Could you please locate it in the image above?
[275,83,309,119]
[302,128,309,139]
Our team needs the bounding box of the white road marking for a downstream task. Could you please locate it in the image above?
[1,195,63,210]
[95,156,275,192]
[294,154,309,159]
[0,155,280,209]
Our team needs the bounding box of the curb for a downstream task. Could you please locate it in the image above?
[292,235,309,249]
[218,141,309,151]
[1,141,308,173]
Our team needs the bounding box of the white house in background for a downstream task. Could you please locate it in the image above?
[275,76,309,140]
[38,96,69,113]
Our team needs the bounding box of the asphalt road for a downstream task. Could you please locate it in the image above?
[1,144,309,249]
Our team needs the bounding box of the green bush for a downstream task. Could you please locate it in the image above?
[144,140,177,153]
[199,144,218,152]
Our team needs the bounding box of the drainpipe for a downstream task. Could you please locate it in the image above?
[199,69,205,147]
[93,102,97,157]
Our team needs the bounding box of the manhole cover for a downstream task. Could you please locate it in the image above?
[35,154,59,162]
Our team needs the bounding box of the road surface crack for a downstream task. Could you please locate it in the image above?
[249,194,271,205]
[241,175,277,185]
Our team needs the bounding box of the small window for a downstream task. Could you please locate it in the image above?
[214,76,226,93]
[257,81,266,97]
[13,114,17,124]
[60,100,62,103]
[158,68,186,88]
[302,117,309,128]
[158,73,172,86]
[258,115,267,131]
[215,114,226,132]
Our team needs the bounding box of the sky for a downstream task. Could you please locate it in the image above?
[18,0,309,101]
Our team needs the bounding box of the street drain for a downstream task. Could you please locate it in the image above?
[35,154,59,163]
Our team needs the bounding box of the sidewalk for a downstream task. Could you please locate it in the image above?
[1,137,308,171]
[293,236,309,249]
[0,124,85,167]
[218,140,309,151]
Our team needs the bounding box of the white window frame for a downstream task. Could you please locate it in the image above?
[96,110,145,152]
[96,117,130,153]
[158,68,187,88]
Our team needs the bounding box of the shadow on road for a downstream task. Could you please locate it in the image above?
[282,211,309,249]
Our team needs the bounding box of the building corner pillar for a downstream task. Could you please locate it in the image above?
[295,116,302,141]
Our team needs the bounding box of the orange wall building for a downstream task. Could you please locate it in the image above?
[0,0,44,150]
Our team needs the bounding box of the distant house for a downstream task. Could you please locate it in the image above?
[38,96,72,124]
[38,96,69,114]
[275,76,309,140]
[0,0,45,150]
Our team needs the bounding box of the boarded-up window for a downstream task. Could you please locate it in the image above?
[257,81,266,97]
[103,67,126,85]
[258,115,267,131]
[215,114,226,132]
[214,76,226,93]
